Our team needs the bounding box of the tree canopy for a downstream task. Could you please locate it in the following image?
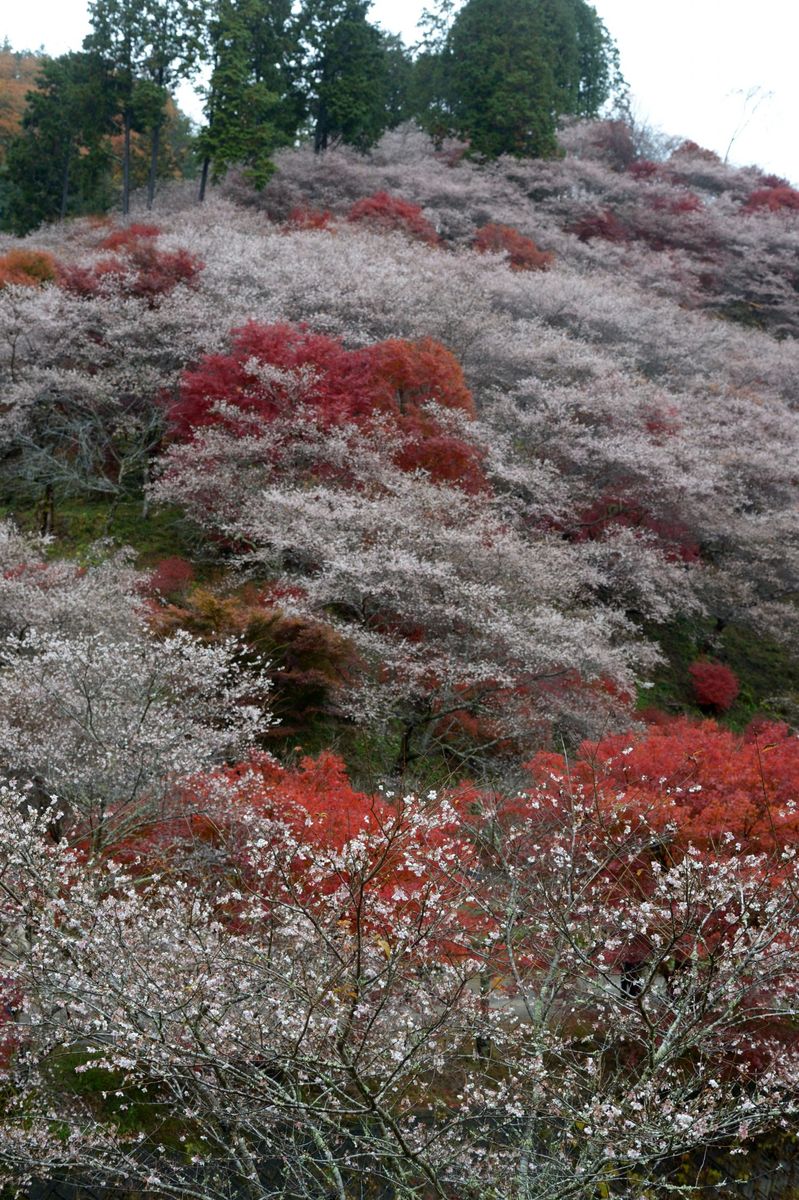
[425,0,623,157]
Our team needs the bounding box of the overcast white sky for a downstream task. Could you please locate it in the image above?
[4,0,797,182]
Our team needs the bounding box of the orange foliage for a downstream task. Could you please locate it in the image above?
[347,191,439,245]
[114,751,473,951]
[284,205,334,231]
[568,209,629,243]
[0,248,58,289]
[99,223,161,251]
[170,323,488,493]
[148,585,356,740]
[528,716,799,852]
[0,48,41,150]
[473,223,554,271]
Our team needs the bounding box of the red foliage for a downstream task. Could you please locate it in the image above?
[367,336,475,417]
[528,715,799,852]
[743,185,799,214]
[59,239,203,306]
[366,337,485,490]
[628,159,659,181]
[284,205,334,231]
[569,494,700,563]
[168,322,487,492]
[98,223,161,251]
[0,248,59,289]
[670,140,721,162]
[473,223,554,271]
[568,209,629,244]
[347,191,439,245]
[649,191,702,215]
[643,403,681,439]
[689,660,740,713]
[170,322,374,434]
[144,557,195,601]
[115,751,473,949]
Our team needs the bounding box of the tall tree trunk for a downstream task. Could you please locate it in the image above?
[147,119,162,210]
[39,485,55,537]
[314,104,329,153]
[59,148,72,221]
[122,108,132,216]
[198,155,210,202]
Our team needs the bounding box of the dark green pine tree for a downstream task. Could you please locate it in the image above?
[297,0,398,153]
[197,0,302,197]
[1,52,116,234]
[429,0,622,159]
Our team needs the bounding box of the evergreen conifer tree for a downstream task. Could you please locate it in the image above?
[297,0,400,152]
[425,0,621,159]
[198,0,301,197]
[1,52,115,233]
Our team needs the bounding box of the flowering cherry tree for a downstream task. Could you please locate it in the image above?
[1,758,799,1197]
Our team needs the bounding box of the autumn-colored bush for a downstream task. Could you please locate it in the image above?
[284,205,333,232]
[0,248,59,288]
[569,494,700,563]
[169,322,375,435]
[649,191,702,215]
[527,715,799,852]
[567,209,629,243]
[628,159,660,181]
[167,322,487,492]
[347,191,439,245]
[743,185,799,214]
[689,659,740,712]
[473,223,554,271]
[671,140,721,163]
[149,585,357,740]
[59,240,203,305]
[98,223,161,251]
[144,556,195,601]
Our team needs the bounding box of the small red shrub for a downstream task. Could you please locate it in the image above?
[689,661,740,713]
[649,192,702,215]
[670,140,721,162]
[284,206,333,232]
[60,242,203,305]
[99,223,161,251]
[628,159,659,181]
[145,557,195,601]
[743,186,799,214]
[568,209,629,244]
[347,192,439,245]
[473,223,554,271]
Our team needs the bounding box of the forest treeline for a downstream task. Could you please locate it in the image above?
[0,0,623,232]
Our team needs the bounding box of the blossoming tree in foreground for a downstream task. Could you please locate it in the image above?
[1,748,798,1198]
